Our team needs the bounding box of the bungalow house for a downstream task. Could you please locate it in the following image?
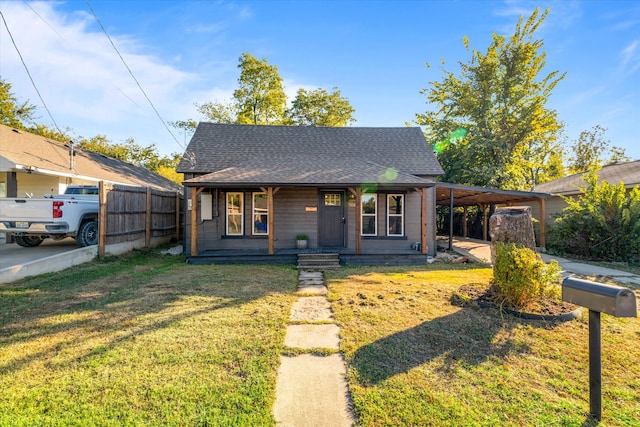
[519,160,640,228]
[0,124,182,197]
[177,123,445,263]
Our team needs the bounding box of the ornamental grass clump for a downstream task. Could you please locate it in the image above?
[492,242,562,308]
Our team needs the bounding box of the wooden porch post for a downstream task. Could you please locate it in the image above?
[190,187,204,256]
[448,187,454,251]
[463,206,468,238]
[539,198,546,249]
[481,203,488,241]
[349,188,362,254]
[260,186,279,255]
[421,188,427,255]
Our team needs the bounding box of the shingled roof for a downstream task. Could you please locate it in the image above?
[0,124,182,192]
[532,160,640,195]
[178,123,444,186]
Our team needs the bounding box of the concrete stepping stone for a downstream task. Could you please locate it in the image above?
[273,354,354,427]
[284,324,340,349]
[289,296,333,322]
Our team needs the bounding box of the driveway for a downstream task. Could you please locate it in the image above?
[0,237,97,283]
[0,238,78,269]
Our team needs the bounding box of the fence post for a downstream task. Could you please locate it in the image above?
[145,187,152,248]
[98,181,107,259]
[175,191,181,241]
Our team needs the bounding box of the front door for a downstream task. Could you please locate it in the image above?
[319,191,345,247]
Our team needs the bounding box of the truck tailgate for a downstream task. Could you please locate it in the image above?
[0,199,53,221]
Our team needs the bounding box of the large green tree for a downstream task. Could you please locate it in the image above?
[193,52,355,127]
[416,7,565,190]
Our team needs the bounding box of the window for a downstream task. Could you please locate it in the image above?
[226,192,243,235]
[324,193,341,206]
[253,192,268,235]
[387,194,404,236]
[361,194,377,236]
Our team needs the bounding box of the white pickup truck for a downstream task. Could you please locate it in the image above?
[0,185,99,247]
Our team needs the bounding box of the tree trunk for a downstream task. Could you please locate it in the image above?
[489,206,536,264]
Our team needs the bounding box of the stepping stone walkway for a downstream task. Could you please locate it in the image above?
[273,288,355,426]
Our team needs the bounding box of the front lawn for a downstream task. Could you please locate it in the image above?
[2,252,638,426]
[327,265,640,427]
[0,250,298,426]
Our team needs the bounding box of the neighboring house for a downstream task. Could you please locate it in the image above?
[520,160,640,227]
[177,123,444,261]
[0,124,182,198]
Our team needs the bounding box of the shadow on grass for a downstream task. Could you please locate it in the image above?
[351,307,533,385]
[0,251,297,376]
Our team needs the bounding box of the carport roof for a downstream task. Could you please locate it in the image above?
[435,182,550,207]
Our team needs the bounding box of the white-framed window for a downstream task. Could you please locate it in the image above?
[226,192,243,235]
[387,194,404,236]
[361,194,377,236]
[252,192,268,235]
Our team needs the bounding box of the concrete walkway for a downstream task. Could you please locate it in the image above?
[451,237,640,286]
[273,292,354,426]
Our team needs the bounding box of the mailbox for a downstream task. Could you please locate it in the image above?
[562,277,637,317]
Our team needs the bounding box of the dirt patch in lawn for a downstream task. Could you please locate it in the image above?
[452,283,580,319]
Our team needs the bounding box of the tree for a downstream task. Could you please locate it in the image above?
[286,88,355,126]
[0,78,36,129]
[193,52,355,127]
[416,7,565,190]
[234,52,287,125]
[568,125,629,174]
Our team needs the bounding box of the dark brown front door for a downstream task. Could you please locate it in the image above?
[319,191,345,247]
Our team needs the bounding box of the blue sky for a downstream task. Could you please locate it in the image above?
[1,0,639,162]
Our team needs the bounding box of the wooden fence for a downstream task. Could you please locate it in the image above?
[98,182,183,259]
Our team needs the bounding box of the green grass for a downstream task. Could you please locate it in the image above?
[0,249,298,426]
[3,253,639,426]
[327,264,640,427]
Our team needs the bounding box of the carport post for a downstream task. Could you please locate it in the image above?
[589,309,602,421]
[448,187,454,250]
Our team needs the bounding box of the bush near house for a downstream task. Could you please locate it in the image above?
[547,171,640,262]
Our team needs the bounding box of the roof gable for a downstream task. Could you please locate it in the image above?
[177,123,443,185]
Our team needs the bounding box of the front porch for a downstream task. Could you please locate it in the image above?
[186,247,432,266]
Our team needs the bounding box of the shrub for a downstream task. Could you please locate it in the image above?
[546,171,640,262]
[492,242,562,308]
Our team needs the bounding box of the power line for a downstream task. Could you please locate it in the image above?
[0,10,65,136]
[84,0,185,150]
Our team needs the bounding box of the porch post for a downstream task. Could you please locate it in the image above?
[538,198,546,249]
[481,203,488,241]
[448,187,454,251]
[463,206,468,238]
[190,187,204,256]
[267,186,274,255]
[349,188,362,254]
[421,188,427,255]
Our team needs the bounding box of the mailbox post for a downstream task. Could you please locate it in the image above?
[562,277,637,421]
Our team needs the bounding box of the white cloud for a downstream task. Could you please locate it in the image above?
[0,1,224,154]
[621,40,640,73]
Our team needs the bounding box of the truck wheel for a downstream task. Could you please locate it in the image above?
[14,235,45,247]
[77,221,98,247]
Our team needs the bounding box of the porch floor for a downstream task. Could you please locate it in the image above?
[187,247,432,266]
